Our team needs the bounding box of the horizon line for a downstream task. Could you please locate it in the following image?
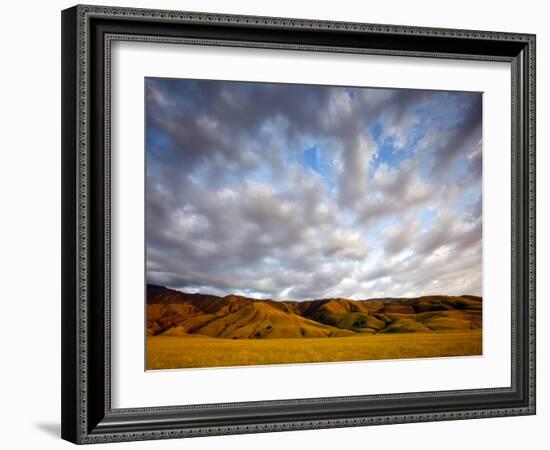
[147,283,482,303]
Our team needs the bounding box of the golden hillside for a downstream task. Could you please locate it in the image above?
[147,285,482,339]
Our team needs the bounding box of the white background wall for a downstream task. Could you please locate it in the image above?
[0,0,545,448]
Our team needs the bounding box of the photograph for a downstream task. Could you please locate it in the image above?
[57,3,536,444]
[145,78,483,370]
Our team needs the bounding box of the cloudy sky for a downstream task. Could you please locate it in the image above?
[146,78,482,300]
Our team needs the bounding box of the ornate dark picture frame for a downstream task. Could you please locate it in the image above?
[61,4,536,444]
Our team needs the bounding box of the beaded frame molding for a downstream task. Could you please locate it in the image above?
[61,4,536,444]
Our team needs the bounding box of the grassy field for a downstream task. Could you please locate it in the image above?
[146,330,482,370]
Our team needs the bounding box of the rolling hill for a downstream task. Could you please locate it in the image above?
[147,285,482,339]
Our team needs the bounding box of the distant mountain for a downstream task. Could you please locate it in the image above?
[147,284,482,339]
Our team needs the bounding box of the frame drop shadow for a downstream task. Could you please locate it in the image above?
[35,422,60,438]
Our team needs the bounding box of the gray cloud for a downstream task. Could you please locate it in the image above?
[384,218,420,256]
[146,79,482,299]
[362,208,482,297]
[426,93,482,177]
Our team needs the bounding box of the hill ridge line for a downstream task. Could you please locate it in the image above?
[147,284,481,304]
[147,284,482,339]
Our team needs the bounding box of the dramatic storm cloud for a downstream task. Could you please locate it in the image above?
[146,78,482,300]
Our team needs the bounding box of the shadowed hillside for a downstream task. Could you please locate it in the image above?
[147,285,482,339]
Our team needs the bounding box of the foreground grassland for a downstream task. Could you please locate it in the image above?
[146,330,482,370]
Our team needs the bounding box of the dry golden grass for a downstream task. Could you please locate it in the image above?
[146,330,482,370]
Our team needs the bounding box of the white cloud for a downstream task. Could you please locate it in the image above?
[146,79,482,299]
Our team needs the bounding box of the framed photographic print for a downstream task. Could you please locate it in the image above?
[61,4,536,444]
